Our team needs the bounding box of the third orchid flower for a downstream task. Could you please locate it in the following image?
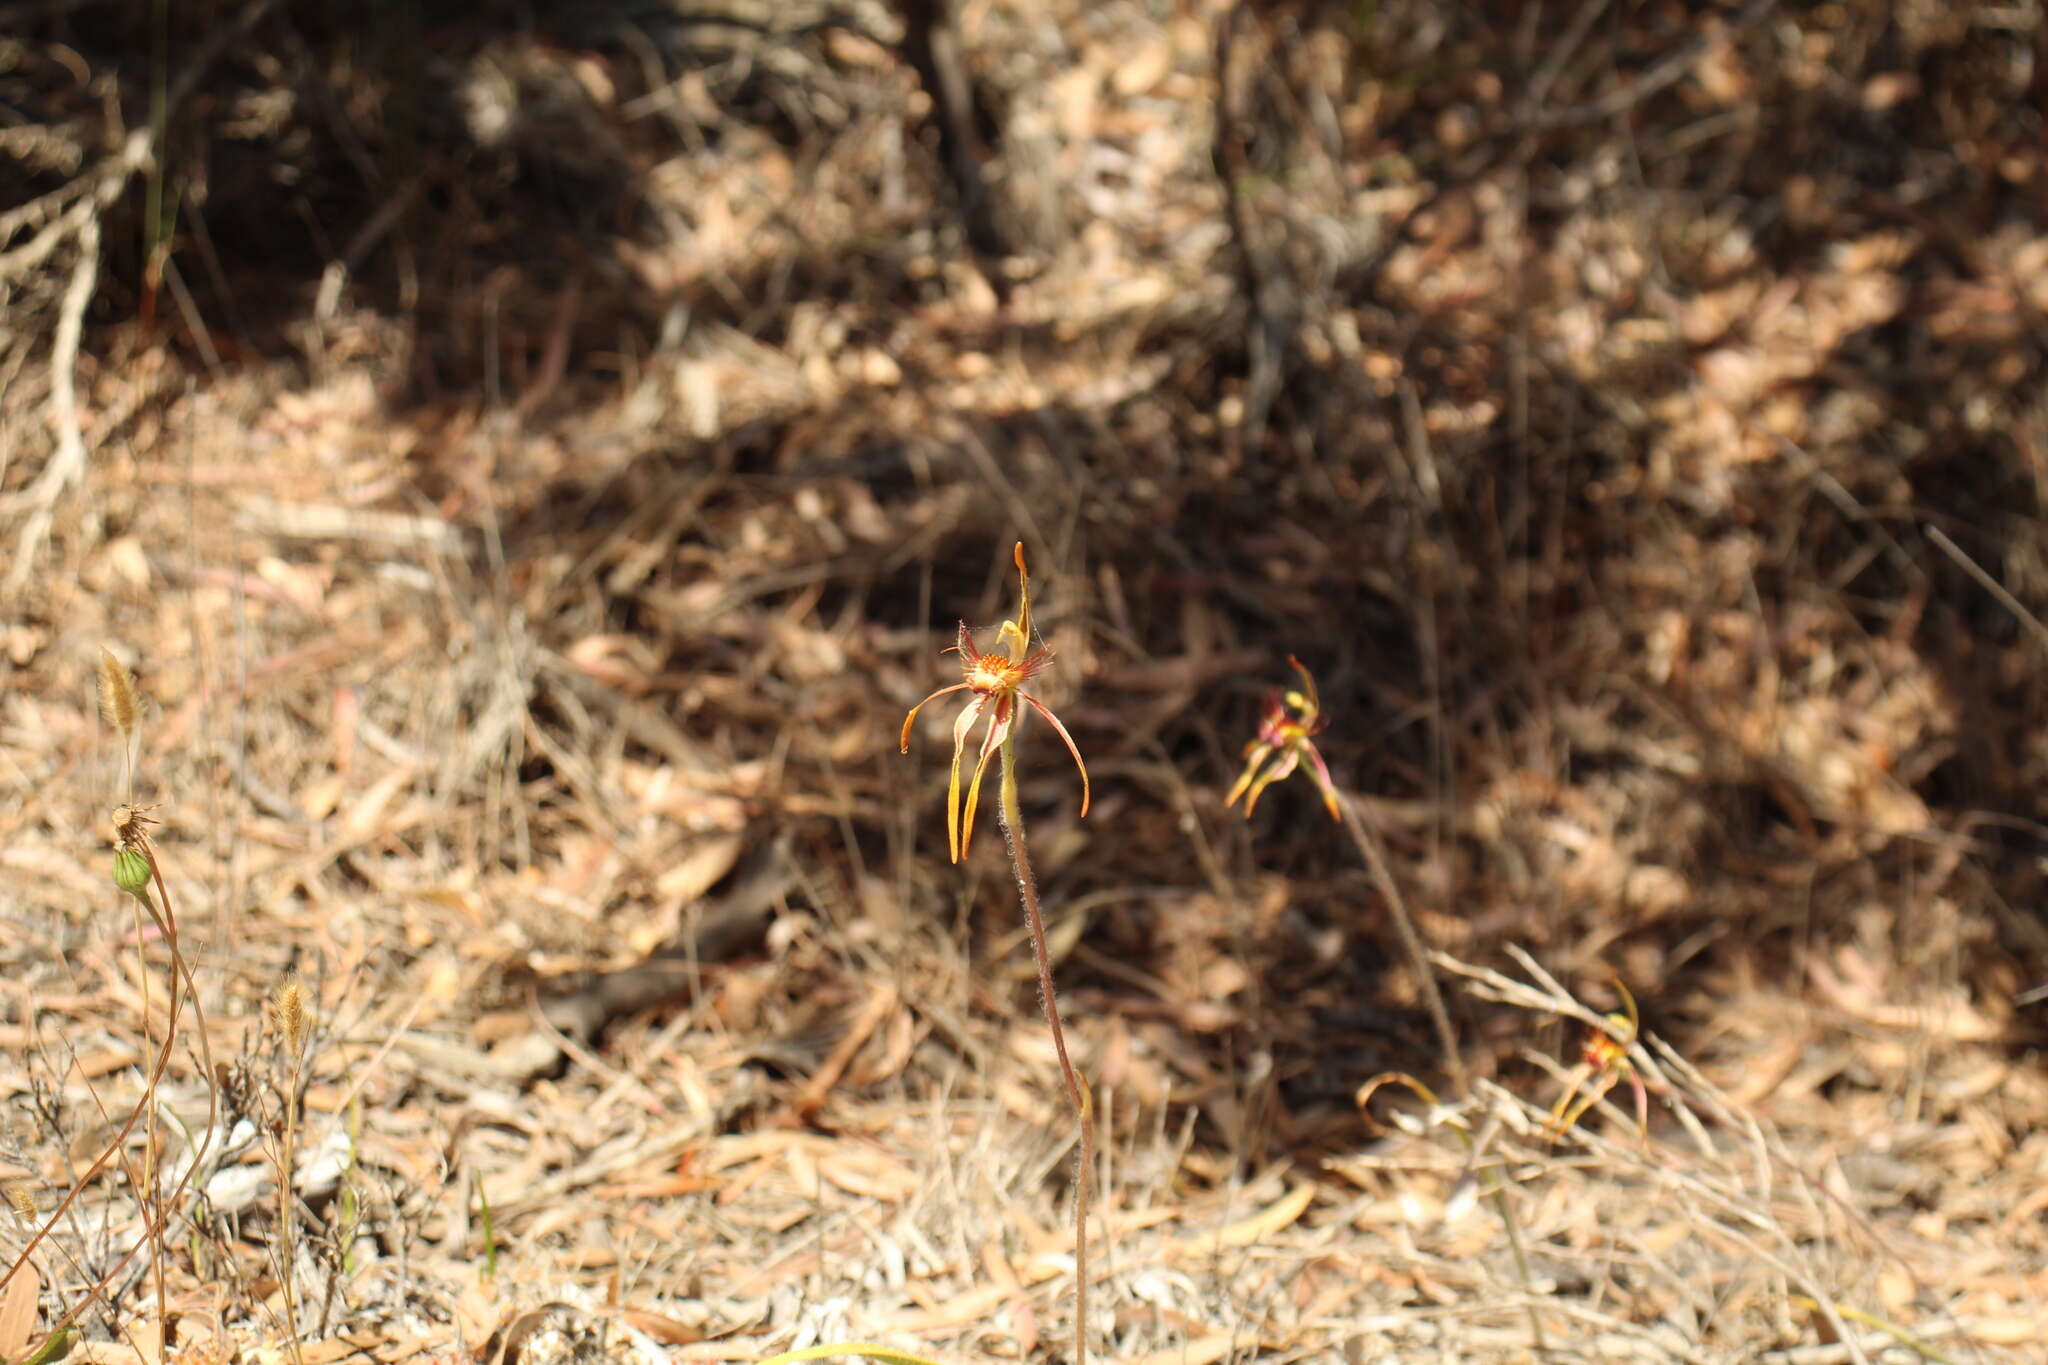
[1226,656,1342,822]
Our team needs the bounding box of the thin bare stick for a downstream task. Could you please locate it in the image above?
[1531,0,1780,129]
[1924,523,2048,654]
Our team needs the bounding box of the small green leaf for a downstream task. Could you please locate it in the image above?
[22,1327,77,1365]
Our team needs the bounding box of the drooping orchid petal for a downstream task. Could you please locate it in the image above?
[901,682,972,754]
[1022,694,1090,817]
[1224,740,1276,809]
[958,694,1012,860]
[946,693,987,863]
[1299,730,1342,822]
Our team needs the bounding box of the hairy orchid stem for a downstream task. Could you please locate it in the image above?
[1337,791,1467,1097]
[998,736,1092,1365]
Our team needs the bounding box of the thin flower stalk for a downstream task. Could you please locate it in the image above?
[997,734,1095,1365]
[1230,658,1467,1096]
[902,543,1093,1365]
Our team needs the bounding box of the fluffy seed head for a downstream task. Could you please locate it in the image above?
[97,647,138,739]
[269,977,309,1053]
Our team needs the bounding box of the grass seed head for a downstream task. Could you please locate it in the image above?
[269,977,310,1053]
[3,1179,33,1221]
[96,646,139,740]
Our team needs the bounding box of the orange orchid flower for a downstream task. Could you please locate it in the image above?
[1226,656,1341,822]
[900,543,1090,862]
[1546,978,1652,1141]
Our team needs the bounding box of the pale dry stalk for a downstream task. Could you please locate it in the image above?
[269,979,311,1365]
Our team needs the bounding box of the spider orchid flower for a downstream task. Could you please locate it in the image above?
[900,543,1090,863]
[1226,656,1342,822]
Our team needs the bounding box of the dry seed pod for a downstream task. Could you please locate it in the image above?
[111,803,157,850]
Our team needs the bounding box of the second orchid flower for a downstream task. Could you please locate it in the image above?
[1225,655,1342,822]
